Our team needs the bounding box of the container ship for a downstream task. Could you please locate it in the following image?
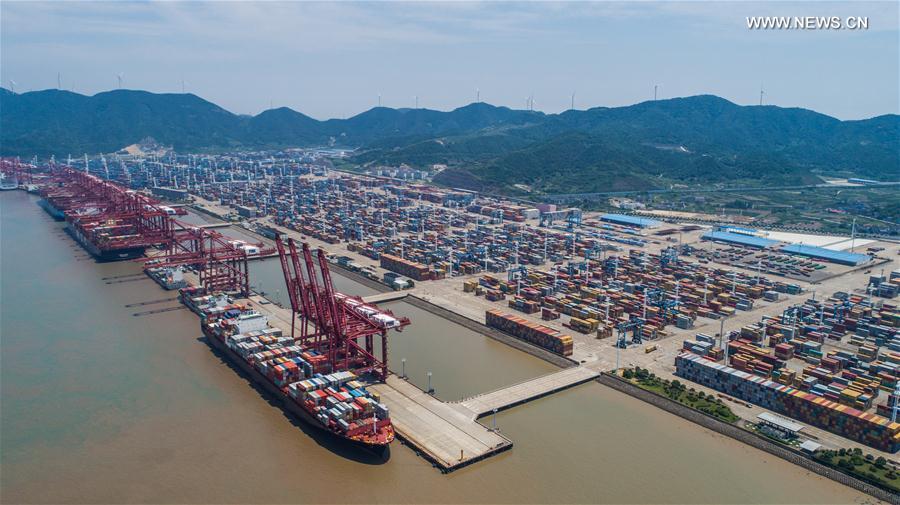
[198,301,395,453]
[0,173,18,190]
[65,224,148,261]
[38,198,67,220]
[145,265,188,290]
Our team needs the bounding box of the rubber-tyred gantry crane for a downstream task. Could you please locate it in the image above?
[276,236,409,381]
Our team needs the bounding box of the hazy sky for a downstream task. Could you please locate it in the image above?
[2,1,898,120]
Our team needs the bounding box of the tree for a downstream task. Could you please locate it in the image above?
[875,456,887,468]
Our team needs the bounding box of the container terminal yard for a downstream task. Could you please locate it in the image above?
[3,154,900,499]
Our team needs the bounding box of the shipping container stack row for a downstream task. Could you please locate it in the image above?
[465,201,539,223]
[681,332,725,360]
[102,152,339,196]
[485,309,574,356]
[794,292,899,353]
[161,165,661,283]
[203,314,393,438]
[676,352,900,453]
[684,315,899,413]
[706,317,899,413]
[467,249,803,340]
[869,270,900,299]
[195,172,488,249]
[731,292,900,371]
[379,253,437,281]
[352,221,616,279]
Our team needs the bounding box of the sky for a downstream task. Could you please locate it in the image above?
[2,1,898,120]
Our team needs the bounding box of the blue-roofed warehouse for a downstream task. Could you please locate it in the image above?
[780,244,871,266]
[702,230,779,249]
[600,214,661,228]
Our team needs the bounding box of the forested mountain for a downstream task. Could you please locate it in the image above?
[2,88,896,194]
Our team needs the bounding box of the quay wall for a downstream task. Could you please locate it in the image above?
[597,373,900,505]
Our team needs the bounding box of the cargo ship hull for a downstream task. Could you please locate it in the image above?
[65,226,146,262]
[38,199,66,220]
[203,327,390,457]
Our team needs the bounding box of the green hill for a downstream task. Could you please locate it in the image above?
[1,88,896,194]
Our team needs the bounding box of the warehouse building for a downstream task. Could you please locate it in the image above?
[756,412,804,441]
[600,213,661,229]
[779,244,871,266]
[701,230,779,249]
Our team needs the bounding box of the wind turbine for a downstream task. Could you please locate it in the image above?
[116,73,124,89]
[476,88,480,103]
[8,80,16,93]
[571,91,575,110]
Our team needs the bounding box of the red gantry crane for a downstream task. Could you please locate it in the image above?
[38,165,270,295]
[276,236,409,381]
[0,158,35,187]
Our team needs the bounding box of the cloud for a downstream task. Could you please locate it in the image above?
[1,1,896,119]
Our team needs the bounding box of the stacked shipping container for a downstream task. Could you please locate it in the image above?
[676,352,900,453]
[485,309,574,356]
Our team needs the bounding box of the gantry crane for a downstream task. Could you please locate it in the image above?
[275,236,410,381]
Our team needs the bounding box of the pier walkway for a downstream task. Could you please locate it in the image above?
[196,222,232,229]
[368,376,511,472]
[362,292,408,304]
[457,367,600,418]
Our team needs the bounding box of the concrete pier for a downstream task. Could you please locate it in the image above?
[362,291,408,304]
[193,284,594,473]
[196,222,232,229]
[368,376,512,472]
[458,367,600,418]
[367,367,600,471]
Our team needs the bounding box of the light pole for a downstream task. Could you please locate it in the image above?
[616,338,621,371]
[703,274,709,306]
[720,318,727,363]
